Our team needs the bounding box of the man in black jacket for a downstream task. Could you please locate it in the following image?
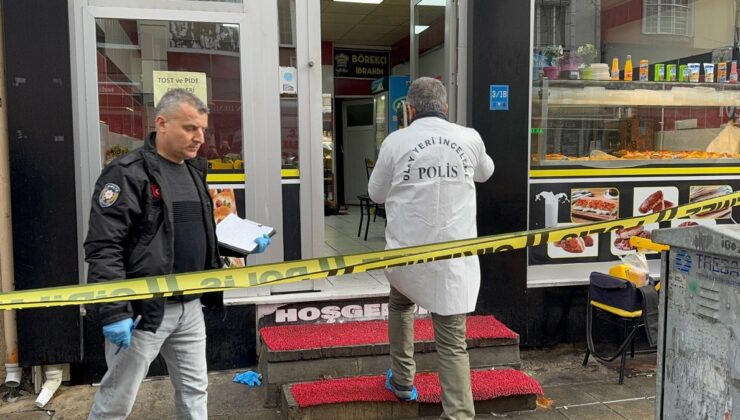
[86,89,262,419]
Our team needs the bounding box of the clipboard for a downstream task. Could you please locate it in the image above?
[216,213,276,255]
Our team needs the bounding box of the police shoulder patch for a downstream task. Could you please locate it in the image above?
[99,183,121,208]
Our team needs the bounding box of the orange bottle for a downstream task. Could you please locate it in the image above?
[624,55,633,81]
[611,57,620,80]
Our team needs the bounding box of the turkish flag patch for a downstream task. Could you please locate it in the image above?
[151,184,162,200]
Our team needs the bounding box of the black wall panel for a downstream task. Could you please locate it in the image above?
[282,184,301,261]
[72,304,257,384]
[469,0,531,341]
[4,0,81,365]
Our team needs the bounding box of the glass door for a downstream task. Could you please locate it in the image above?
[71,2,285,285]
[411,0,458,120]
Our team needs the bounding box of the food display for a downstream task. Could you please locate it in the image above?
[105,144,129,165]
[543,150,740,162]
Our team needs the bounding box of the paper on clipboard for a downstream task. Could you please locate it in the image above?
[216,213,276,254]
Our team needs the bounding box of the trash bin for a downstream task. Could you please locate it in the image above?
[652,225,740,419]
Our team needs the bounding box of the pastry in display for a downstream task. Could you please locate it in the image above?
[540,149,740,161]
[105,144,129,165]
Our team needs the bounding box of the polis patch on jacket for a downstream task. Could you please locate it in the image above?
[99,183,121,207]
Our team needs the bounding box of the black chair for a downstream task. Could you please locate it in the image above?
[356,159,386,240]
[582,272,658,384]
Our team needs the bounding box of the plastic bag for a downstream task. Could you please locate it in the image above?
[706,123,740,154]
[617,253,649,287]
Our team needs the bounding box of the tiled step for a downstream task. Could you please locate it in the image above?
[259,315,521,406]
[281,368,543,419]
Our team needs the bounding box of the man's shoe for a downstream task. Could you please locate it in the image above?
[385,369,418,401]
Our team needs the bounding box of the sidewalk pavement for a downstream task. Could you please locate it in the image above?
[0,345,656,419]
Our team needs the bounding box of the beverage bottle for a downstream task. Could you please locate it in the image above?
[624,55,633,81]
[611,57,620,80]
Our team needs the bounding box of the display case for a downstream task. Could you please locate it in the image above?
[527,0,740,287]
[371,75,410,152]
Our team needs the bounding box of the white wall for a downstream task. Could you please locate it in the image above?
[390,44,446,82]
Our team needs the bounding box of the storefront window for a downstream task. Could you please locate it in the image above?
[531,0,740,164]
[528,0,740,285]
[278,0,299,173]
[96,18,242,171]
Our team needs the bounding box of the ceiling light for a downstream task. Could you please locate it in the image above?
[333,0,383,4]
[414,25,429,34]
[418,0,446,6]
[223,24,239,28]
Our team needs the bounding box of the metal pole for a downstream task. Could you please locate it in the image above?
[0,1,20,386]
[410,0,418,80]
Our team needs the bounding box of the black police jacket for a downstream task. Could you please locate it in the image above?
[84,132,222,332]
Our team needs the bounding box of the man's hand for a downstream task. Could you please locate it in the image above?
[253,234,271,254]
[102,318,134,349]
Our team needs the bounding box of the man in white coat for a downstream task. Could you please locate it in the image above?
[369,77,494,420]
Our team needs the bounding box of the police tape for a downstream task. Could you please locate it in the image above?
[0,191,738,310]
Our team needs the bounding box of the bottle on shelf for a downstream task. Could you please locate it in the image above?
[639,59,649,81]
[624,55,633,81]
[611,57,620,81]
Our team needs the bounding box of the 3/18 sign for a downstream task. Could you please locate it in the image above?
[489,85,509,111]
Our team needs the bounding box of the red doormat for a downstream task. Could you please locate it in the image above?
[290,369,543,408]
[260,315,518,351]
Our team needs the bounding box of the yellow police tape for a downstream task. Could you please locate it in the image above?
[0,192,738,310]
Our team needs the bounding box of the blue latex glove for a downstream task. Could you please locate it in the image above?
[102,318,134,350]
[233,370,262,387]
[253,234,271,254]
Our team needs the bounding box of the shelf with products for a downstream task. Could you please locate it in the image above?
[534,79,740,107]
[532,77,740,166]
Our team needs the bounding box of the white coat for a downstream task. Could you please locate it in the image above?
[368,115,494,315]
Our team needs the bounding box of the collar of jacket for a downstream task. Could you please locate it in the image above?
[143,131,208,175]
[411,110,448,123]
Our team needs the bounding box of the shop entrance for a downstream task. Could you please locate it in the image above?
[319,0,458,297]
[341,99,375,205]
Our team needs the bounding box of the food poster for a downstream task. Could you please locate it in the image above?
[528,179,739,266]
[610,223,660,255]
[689,185,734,219]
[570,188,619,223]
[669,218,717,228]
[633,187,678,215]
[209,188,246,267]
[547,224,599,258]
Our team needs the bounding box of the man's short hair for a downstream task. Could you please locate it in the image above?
[154,89,209,120]
[407,77,447,114]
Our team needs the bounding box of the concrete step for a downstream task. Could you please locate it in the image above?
[280,368,543,419]
[259,315,521,406]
